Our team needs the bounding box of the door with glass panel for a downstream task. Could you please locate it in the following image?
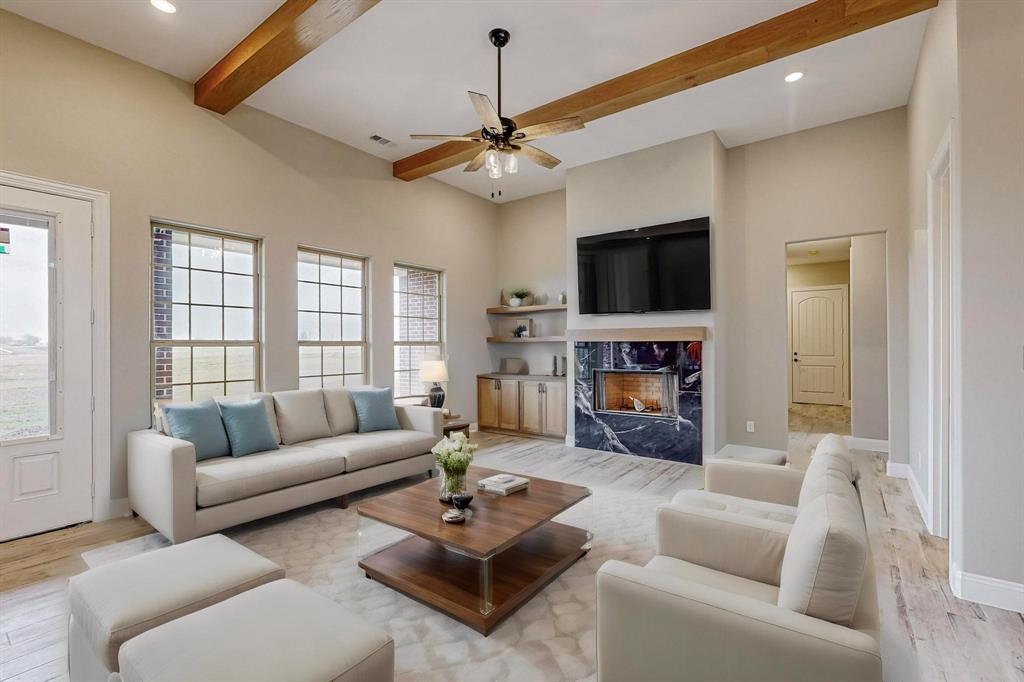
[0,187,93,540]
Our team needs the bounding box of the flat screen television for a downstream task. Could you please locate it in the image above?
[577,217,711,314]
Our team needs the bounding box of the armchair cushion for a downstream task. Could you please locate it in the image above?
[705,459,805,506]
[780,476,867,626]
[657,503,792,586]
[671,489,798,523]
[799,438,856,507]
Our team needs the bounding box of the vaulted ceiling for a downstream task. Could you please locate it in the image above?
[2,0,931,203]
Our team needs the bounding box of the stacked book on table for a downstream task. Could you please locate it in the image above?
[478,473,530,496]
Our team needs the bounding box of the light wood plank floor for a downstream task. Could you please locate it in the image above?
[1,432,1021,682]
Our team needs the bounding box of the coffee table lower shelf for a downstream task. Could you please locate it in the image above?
[358,521,589,635]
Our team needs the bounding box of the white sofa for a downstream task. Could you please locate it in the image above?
[128,387,441,543]
[596,434,881,682]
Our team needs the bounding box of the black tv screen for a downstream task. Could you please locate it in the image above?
[577,217,711,314]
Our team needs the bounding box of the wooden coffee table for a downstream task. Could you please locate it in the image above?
[357,466,591,634]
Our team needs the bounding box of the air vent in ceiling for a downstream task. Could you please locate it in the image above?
[369,134,391,145]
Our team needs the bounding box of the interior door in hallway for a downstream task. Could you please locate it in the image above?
[0,186,94,541]
[790,285,848,405]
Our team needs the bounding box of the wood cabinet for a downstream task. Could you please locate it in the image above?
[476,377,519,431]
[479,376,566,439]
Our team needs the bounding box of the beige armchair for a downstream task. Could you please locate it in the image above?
[596,435,881,682]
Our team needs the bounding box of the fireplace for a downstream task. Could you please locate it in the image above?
[593,368,678,417]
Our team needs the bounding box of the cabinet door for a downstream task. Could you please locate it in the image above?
[542,382,567,437]
[519,381,544,434]
[498,380,520,431]
[477,378,500,429]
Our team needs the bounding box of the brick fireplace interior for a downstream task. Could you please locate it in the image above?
[594,369,678,417]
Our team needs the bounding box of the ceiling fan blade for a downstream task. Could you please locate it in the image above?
[468,91,502,133]
[410,134,485,142]
[464,147,489,172]
[512,117,585,142]
[517,144,561,169]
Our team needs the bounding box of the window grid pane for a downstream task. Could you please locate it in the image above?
[297,248,368,387]
[151,223,260,403]
[393,264,443,397]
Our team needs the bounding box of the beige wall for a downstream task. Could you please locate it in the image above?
[786,260,850,288]
[953,0,1024,586]
[565,132,728,455]
[725,108,909,454]
[490,190,567,375]
[0,11,500,505]
[906,0,958,498]
[849,234,889,440]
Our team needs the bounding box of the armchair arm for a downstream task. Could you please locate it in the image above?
[127,430,197,544]
[656,504,790,586]
[705,459,805,506]
[596,560,881,682]
[395,405,442,438]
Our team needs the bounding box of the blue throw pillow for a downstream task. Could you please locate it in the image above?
[162,400,231,461]
[352,387,401,433]
[219,399,280,457]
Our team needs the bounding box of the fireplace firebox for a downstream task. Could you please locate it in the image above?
[593,368,678,418]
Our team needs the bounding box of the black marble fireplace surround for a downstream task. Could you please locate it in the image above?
[574,340,702,464]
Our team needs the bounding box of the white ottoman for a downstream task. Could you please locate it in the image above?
[709,444,789,466]
[68,534,284,682]
[117,579,395,682]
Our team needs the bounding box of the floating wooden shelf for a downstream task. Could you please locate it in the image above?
[485,304,567,315]
[486,336,567,344]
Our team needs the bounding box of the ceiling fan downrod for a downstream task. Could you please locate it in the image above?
[489,28,510,118]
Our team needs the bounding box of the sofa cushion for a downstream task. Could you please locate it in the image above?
[195,446,346,507]
[118,579,394,682]
[219,399,279,457]
[298,430,437,472]
[272,389,331,445]
[351,387,401,433]
[160,400,231,461]
[799,434,857,507]
[671,489,798,524]
[645,555,779,604]
[68,534,283,672]
[779,474,867,626]
[322,387,358,435]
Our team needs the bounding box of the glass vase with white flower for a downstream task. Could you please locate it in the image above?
[432,432,478,502]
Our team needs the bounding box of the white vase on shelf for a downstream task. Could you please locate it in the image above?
[508,297,523,307]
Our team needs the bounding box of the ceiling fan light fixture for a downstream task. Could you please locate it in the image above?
[503,151,518,175]
[484,148,500,171]
[488,163,502,180]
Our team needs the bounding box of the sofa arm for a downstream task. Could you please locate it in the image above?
[395,405,442,439]
[656,504,790,586]
[705,459,805,506]
[127,430,197,544]
[596,560,881,682]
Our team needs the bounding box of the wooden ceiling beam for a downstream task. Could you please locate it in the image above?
[393,0,936,181]
[195,0,379,115]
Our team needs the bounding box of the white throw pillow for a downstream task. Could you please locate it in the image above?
[779,475,867,626]
[272,389,331,445]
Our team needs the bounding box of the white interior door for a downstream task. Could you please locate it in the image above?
[790,286,848,405]
[0,186,94,541]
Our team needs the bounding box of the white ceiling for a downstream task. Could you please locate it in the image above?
[787,237,852,265]
[2,0,930,204]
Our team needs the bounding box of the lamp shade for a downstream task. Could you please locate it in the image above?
[419,359,449,383]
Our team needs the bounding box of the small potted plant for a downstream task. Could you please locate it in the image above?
[508,288,531,307]
[432,432,478,502]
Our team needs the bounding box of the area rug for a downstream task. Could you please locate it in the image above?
[83,465,695,681]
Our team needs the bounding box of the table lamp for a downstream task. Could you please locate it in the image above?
[419,360,449,409]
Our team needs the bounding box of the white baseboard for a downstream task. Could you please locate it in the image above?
[469,422,479,432]
[845,436,889,452]
[885,462,932,530]
[952,564,1024,613]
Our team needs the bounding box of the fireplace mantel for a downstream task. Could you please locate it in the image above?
[567,326,707,342]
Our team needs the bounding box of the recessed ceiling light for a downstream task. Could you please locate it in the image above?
[150,0,176,13]
[785,71,804,83]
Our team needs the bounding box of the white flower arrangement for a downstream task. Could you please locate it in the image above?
[431,431,477,475]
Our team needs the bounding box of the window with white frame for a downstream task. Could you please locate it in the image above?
[151,223,260,402]
[297,248,367,388]
[393,264,443,397]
